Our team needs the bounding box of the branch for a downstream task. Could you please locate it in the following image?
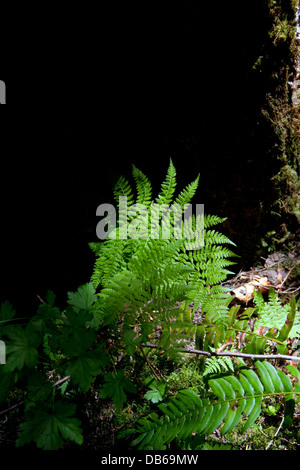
[0,376,71,417]
[53,375,70,387]
[141,343,300,363]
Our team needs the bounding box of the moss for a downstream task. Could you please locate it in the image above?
[166,357,206,395]
[254,0,300,256]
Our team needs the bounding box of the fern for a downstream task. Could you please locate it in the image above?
[2,158,300,450]
[254,288,300,339]
[128,361,300,450]
[90,159,237,354]
[155,157,177,206]
[203,353,234,377]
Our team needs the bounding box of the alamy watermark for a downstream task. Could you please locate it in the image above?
[96,197,204,250]
[0,81,6,104]
[0,340,6,364]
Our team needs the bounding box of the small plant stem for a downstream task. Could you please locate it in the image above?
[265,414,285,450]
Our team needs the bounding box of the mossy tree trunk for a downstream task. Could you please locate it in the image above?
[256,0,300,252]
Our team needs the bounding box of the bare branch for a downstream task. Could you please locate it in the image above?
[141,343,300,363]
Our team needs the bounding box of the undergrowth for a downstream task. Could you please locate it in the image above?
[0,160,299,450]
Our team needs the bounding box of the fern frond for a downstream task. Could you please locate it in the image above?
[174,174,200,208]
[254,288,300,339]
[90,239,128,289]
[203,355,234,377]
[129,361,300,449]
[132,165,152,207]
[204,229,236,246]
[204,214,227,229]
[91,161,237,357]
[155,158,177,206]
[113,175,135,207]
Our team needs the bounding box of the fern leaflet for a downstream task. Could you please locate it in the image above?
[128,361,300,450]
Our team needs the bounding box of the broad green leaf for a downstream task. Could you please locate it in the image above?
[241,396,262,433]
[155,158,177,206]
[144,379,166,404]
[0,301,16,322]
[16,401,83,450]
[100,370,137,412]
[278,297,296,342]
[66,346,109,391]
[204,401,230,435]
[45,290,56,307]
[209,378,226,400]
[6,324,40,371]
[61,308,94,354]
[240,368,264,394]
[286,364,300,381]
[67,283,97,312]
[255,361,276,394]
[122,328,142,356]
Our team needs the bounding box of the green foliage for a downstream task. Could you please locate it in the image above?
[203,354,234,377]
[0,286,110,449]
[16,401,83,450]
[253,288,300,340]
[90,159,237,356]
[1,160,299,450]
[67,283,98,313]
[99,370,137,413]
[143,378,168,404]
[127,361,300,450]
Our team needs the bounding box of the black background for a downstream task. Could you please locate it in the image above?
[1,1,270,315]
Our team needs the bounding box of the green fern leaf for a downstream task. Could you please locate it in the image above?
[129,361,299,449]
[254,288,300,340]
[155,158,177,206]
[113,175,135,207]
[203,355,234,377]
[174,174,200,208]
[132,164,152,207]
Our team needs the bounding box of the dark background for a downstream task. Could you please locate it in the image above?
[1,1,276,315]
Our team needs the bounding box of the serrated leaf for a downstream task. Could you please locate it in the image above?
[144,379,166,404]
[66,346,109,391]
[16,401,83,450]
[0,301,16,322]
[144,389,164,404]
[61,307,94,354]
[122,328,142,356]
[67,283,97,312]
[6,324,40,371]
[26,370,54,404]
[100,370,137,412]
[45,290,56,307]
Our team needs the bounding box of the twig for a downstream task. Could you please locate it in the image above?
[53,375,70,387]
[0,401,24,417]
[0,376,71,417]
[138,346,164,381]
[141,343,300,362]
[277,267,295,289]
[265,414,285,450]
